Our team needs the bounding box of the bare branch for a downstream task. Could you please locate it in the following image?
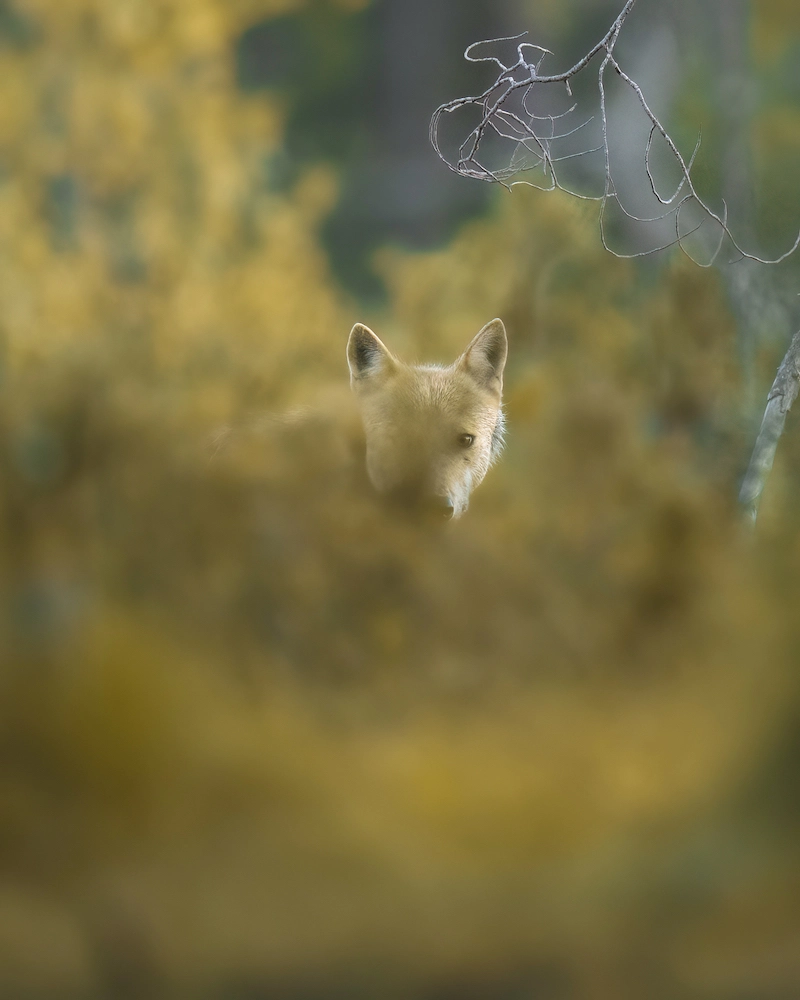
[739,331,800,524]
[429,0,800,266]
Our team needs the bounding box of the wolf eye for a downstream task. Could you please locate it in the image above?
[458,433,475,448]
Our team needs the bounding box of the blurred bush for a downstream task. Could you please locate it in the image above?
[1,1,800,998]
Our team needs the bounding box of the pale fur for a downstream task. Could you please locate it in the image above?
[347,319,507,518]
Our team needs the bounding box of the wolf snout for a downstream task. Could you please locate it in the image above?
[382,485,456,520]
[433,494,456,518]
[418,494,460,521]
[418,494,457,521]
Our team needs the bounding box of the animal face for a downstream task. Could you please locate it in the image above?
[347,319,507,518]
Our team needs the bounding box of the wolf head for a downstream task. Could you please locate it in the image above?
[347,319,507,519]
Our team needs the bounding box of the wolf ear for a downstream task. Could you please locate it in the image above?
[347,323,396,381]
[459,318,507,391]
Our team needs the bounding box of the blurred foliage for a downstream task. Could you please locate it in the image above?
[2,1,800,999]
[234,0,508,299]
[754,0,800,60]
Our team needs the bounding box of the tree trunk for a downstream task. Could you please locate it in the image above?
[739,330,800,523]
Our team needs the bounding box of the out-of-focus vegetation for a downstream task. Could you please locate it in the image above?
[2,1,800,998]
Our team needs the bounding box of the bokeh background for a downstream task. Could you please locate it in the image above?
[2,1,800,997]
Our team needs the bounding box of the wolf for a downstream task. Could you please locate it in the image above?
[347,319,507,519]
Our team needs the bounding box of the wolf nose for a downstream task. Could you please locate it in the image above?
[433,495,455,518]
[383,485,455,520]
